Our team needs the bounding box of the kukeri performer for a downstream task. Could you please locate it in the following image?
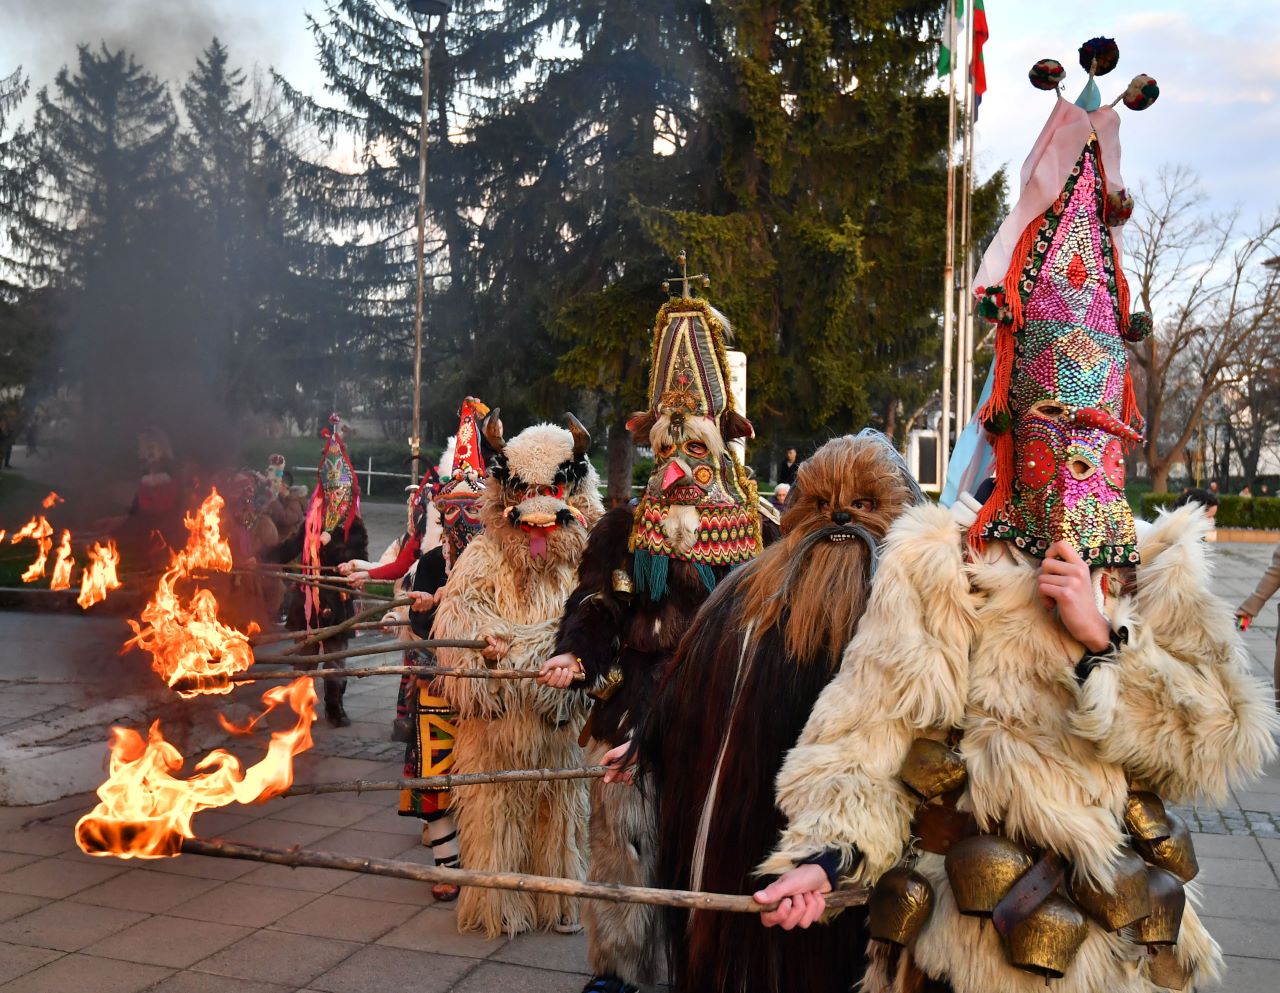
[432,410,604,937]
[539,289,768,993]
[757,41,1278,993]
[264,414,369,727]
[643,431,922,993]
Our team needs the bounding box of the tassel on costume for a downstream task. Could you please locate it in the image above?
[633,548,670,601]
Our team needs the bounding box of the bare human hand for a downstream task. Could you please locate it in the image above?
[481,636,511,662]
[601,740,637,785]
[537,651,582,689]
[345,570,370,590]
[408,589,443,613]
[754,863,831,929]
[1039,541,1111,653]
[336,560,358,576]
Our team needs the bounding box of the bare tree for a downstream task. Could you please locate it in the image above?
[1126,166,1280,492]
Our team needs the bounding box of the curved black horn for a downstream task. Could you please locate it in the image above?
[565,413,591,458]
[481,408,506,453]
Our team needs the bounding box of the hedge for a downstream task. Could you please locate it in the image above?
[1142,493,1280,530]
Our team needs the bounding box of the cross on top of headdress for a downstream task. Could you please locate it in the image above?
[661,251,711,300]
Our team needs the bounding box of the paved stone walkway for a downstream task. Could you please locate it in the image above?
[0,534,1277,992]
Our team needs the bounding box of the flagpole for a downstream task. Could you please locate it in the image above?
[940,15,958,487]
[956,0,975,426]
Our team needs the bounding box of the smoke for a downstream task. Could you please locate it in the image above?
[2,0,268,90]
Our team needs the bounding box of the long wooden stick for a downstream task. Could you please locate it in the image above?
[222,662,542,683]
[180,837,868,913]
[258,597,414,652]
[252,619,413,646]
[228,570,398,602]
[253,638,485,667]
[283,765,608,797]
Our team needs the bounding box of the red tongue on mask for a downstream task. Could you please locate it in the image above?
[528,530,548,559]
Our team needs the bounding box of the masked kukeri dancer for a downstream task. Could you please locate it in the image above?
[641,431,921,993]
[539,291,767,993]
[757,45,1278,993]
[265,414,369,727]
[432,411,604,936]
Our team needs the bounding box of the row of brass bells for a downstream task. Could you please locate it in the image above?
[1131,867,1186,946]
[1135,811,1199,882]
[1124,791,1171,842]
[1002,894,1090,979]
[1069,847,1152,931]
[945,835,1034,916]
[1146,945,1191,990]
[868,866,935,946]
[900,738,968,800]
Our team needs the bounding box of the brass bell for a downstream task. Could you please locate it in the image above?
[945,834,1034,917]
[1070,846,1151,931]
[868,866,935,946]
[1131,867,1186,946]
[1002,893,1090,979]
[1135,811,1199,883]
[1145,945,1191,990]
[900,738,968,800]
[1124,791,1171,842]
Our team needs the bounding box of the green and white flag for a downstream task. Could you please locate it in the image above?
[938,0,965,78]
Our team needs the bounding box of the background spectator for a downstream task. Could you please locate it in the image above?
[777,446,800,486]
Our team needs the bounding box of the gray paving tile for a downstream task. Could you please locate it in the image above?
[309,945,478,993]
[138,851,261,880]
[72,865,222,912]
[82,913,253,968]
[0,952,171,993]
[0,855,127,898]
[449,961,589,992]
[237,862,355,893]
[144,973,294,993]
[0,891,42,923]
[1192,833,1265,861]
[1201,916,1280,960]
[0,940,62,985]
[0,823,78,856]
[329,870,439,907]
[272,796,382,828]
[0,851,40,873]
[166,880,319,928]
[0,898,149,952]
[220,817,339,848]
[191,929,363,986]
[311,826,420,858]
[271,893,418,942]
[490,929,591,974]
[347,805,417,835]
[1198,856,1280,890]
[1197,883,1280,923]
[376,906,508,959]
[1196,954,1280,993]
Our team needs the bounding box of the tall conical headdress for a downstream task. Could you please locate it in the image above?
[951,39,1158,567]
[627,255,760,596]
[315,413,360,536]
[434,397,490,564]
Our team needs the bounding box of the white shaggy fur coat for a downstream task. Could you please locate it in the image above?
[761,504,1277,993]
[432,447,603,937]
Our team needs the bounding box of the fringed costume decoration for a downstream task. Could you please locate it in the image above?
[647,432,923,993]
[431,413,603,937]
[762,46,1278,993]
[550,272,766,993]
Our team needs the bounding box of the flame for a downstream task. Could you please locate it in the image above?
[42,491,64,509]
[124,489,257,696]
[75,677,316,858]
[77,541,122,608]
[49,531,75,590]
[11,516,54,582]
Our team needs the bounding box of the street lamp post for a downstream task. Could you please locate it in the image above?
[407,0,451,485]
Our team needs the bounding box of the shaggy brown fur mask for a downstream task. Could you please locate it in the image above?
[736,432,921,663]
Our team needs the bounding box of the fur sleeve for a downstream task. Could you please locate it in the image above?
[759,504,976,885]
[553,506,631,682]
[1071,507,1278,805]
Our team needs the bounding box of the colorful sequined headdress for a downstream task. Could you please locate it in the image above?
[962,41,1158,567]
[312,414,360,536]
[434,397,490,564]
[626,268,761,597]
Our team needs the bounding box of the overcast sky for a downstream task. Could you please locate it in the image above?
[2,0,1277,221]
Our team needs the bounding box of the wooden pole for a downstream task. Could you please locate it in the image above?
[957,0,977,426]
[270,598,414,654]
[252,619,413,646]
[283,765,609,797]
[940,26,959,486]
[179,837,868,913]
[222,661,567,684]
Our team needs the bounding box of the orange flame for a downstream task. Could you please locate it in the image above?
[49,531,75,590]
[42,491,64,509]
[77,541,122,609]
[124,489,257,696]
[11,515,54,582]
[75,676,316,858]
